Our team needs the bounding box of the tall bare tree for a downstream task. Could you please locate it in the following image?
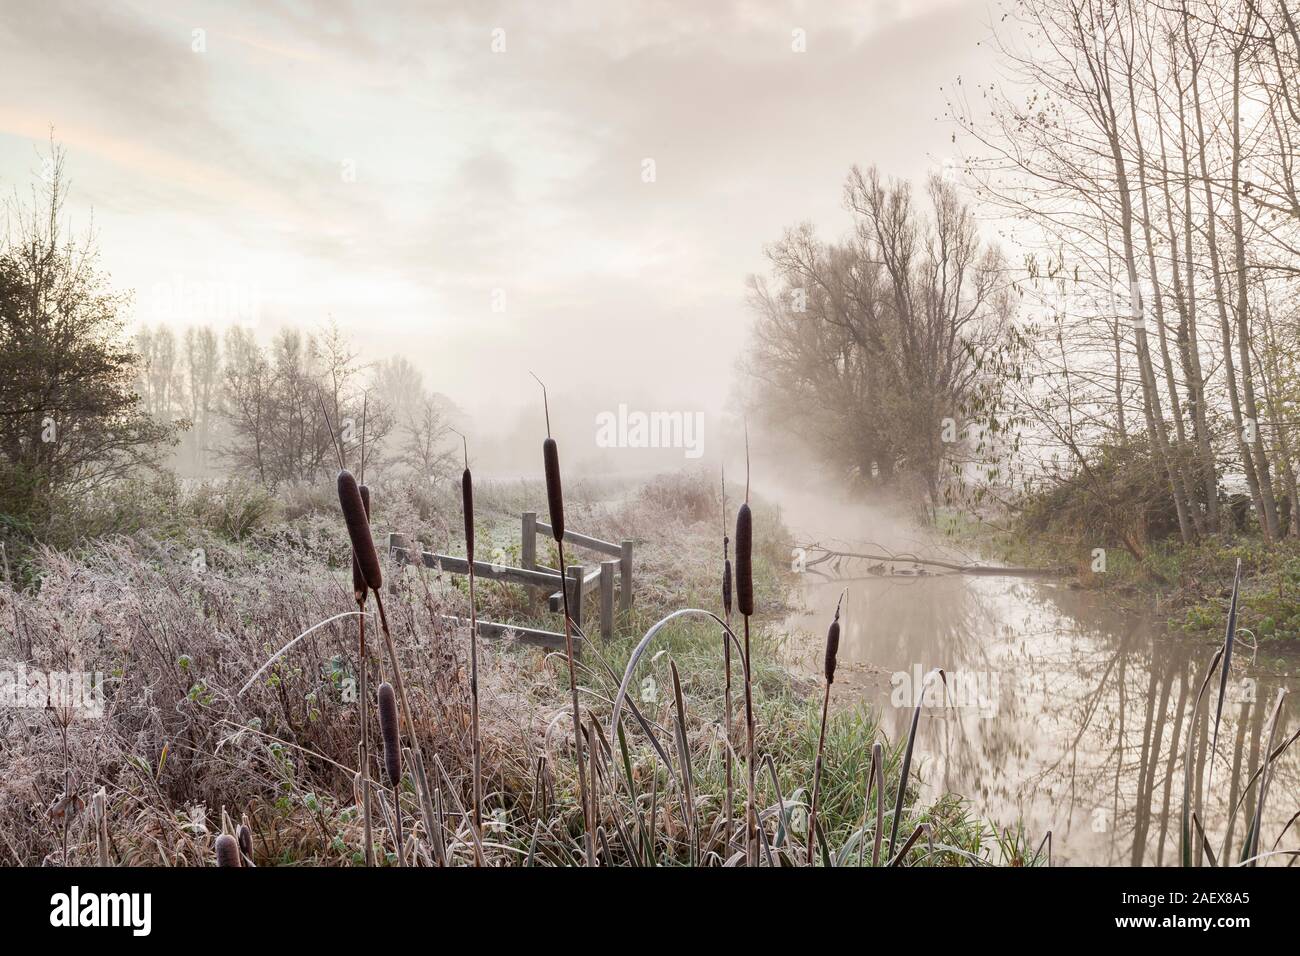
[746,167,1016,516]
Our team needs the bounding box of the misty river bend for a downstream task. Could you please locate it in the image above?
[785,570,1300,866]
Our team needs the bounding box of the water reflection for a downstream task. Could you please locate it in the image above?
[785,574,1300,865]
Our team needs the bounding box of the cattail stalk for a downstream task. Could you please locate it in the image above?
[736,427,758,865]
[456,432,486,866]
[349,483,431,856]
[356,595,375,866]
[378,681,404,865]
[807,591,844,865]
[720,469,735,849]
[532,372,594,865]
[552,447,596,866]
[352,482,375,867]
[326,401,435,862]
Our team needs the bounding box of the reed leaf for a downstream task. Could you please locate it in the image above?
[889,667,946,858]
[1180,646,1224,867]
[669,659,697,863]
[1207,558,1241,792]
[1241,687,1288,866]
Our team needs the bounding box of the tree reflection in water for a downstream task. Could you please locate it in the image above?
[786,574,1300,865]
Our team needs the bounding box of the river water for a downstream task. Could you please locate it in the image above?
[778,501,1300,865]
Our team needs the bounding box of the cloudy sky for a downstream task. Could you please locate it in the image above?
[0,0,996,462]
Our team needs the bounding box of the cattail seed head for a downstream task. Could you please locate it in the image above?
[352,483,373,602]
[215,833,241,868]
[462,468,474,562]
[237,823,253,859]
[338,470,382,592]
[377,681,401,787]
[543,437,564,541]
[722,558,733,617]
[824,592,845,684]
[824,619,841,684]
[735,503,753,617]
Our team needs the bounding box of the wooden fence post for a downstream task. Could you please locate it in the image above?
[620,540,634,613]
[566,564,585,632]
[599,560,617,641]
[388,532,409,594]
[521,512,536,571]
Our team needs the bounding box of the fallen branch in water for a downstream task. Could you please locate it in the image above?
[798,545,1072,578]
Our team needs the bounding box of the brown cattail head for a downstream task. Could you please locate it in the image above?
[543,437,564,541]
[338,470,382,592]
[824,590,846,684]
[236,823,253,859]
[215,833,241,868]
[735,503,753,617]
[824,620,841,685]
[377,681,401,787]
[722,558,733,617]
[462,468,474,562]
[352,484,373,602]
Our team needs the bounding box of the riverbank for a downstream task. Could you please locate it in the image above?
[967,513,1300,654]
[0,472,1016,865]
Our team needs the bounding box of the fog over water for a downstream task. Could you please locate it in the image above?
[776,465,1300,866]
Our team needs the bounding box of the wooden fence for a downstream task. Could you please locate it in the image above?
[386,516,633,650]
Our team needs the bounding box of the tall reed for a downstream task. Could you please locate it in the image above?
[531,373,594,865]
[1242,688,1287,865]
[355,482,375,867]
[337,466,437,859]
[735,429,757,865]
[319,393,379,867]
[1207,558,1241,794]
[720,469,735,849]
[456,432,485,865]
[889,667,945,858]
[807,590,843,864]
[1180,647,1224,867]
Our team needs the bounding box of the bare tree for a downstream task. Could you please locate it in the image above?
[745,167,1016,516]
[218,321,390,485]
[950,0,1300,545]
[183,325,220,472]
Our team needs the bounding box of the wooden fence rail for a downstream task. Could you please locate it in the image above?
[521,511,634,614]
[387,522,633,646]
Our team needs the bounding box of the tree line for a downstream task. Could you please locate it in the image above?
[0,148,456,530]
[747,0,1300,550]
[134,319,456,487]
[955,0,1300,550]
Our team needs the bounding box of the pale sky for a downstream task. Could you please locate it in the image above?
[0,0,996,466]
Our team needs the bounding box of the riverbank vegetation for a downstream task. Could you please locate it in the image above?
[0,470,1022,866]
